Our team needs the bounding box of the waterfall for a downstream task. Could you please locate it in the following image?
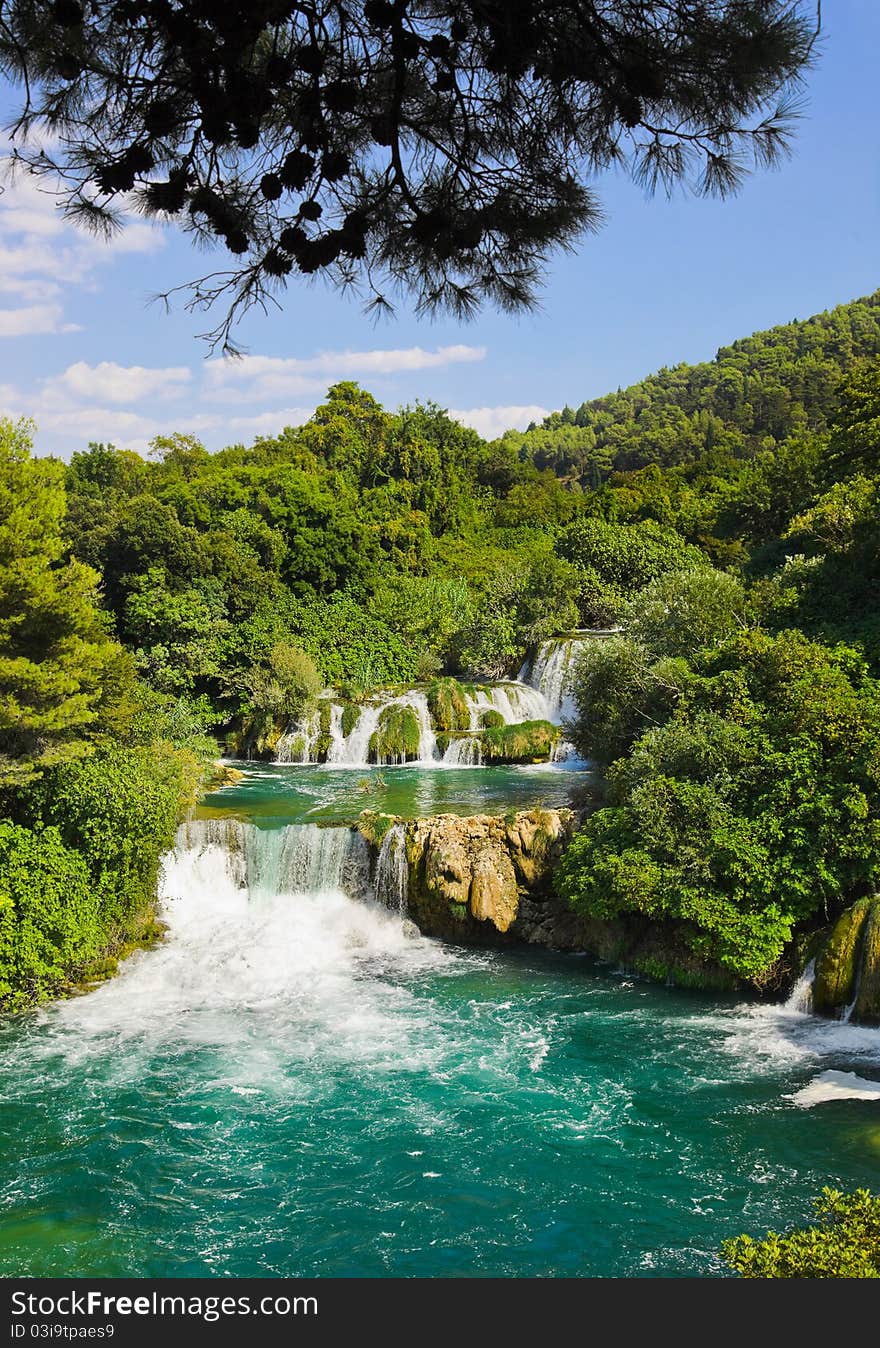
[442,735,483,766]
[520,638,586,721]
[785,959,816,1015]
[464,682,550,726]
[273,673,572,768]
[171,819,371,900]
[398,690,438,764]
[274,708,320,764]
[322,703,367,765]
[374,823,409,914]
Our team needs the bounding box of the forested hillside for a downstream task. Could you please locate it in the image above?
[500,291,880,482]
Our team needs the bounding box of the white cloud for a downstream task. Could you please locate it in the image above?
[0,303,80,337]
[205,344,486,401]
[0,169,165,336]
[50,360,192,405]
[449,404,549,439]
[32,405,163,443]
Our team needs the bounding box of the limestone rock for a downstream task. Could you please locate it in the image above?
[469,847,519,932]
[211,762,245,787]
[370,808,576,940]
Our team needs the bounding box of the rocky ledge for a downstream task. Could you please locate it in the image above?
[362,811,880,1018]
[359,807,575,942]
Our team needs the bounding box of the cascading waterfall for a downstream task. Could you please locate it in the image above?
[171,818,371,901]
[467,683,550,726]
[374,823,409,914]
[272,646,604,769]
[275,708,320,764]
[520,636,594,722]
[397,690,438,765]
[326,701,382,766]
[442,736,482,766]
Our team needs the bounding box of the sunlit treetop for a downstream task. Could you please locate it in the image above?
[1,1,819,350]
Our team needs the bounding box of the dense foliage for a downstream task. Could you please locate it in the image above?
[723,1189,880,1278]
[502,292,880,484]
[560,631,880,982]
[554,305,880,985]
[2,2,815,346]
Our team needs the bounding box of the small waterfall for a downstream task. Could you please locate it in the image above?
[461,682,550,728]
[326,701,381,765]
[399,690,438,764]
[374,823,409,914]
[521,638,588,721]
[274,708,320,764]
[442,735,483,766]
[172,819,370,900]
[277,824,371,898]
[785,959,816,1015]
[273,673,573,768]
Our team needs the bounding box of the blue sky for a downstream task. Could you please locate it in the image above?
[1,4,878,458]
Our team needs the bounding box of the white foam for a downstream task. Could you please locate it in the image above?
[790,1069,880,1108]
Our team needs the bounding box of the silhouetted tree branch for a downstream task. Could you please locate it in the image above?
[0,1,818,350]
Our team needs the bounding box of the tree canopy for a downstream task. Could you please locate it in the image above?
[1,1,817,347]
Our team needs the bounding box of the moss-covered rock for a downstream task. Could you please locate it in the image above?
[208,762,245,788]
[854,898,880,1024]
[369,704,421,763]
[340,701,360,738]
[480,709,505,728]
[814,898,871,1015]
[479,719,561,764]
[427,677,471,732]
[315,700,333,760]
[357,810,396,848]
[233,712,287,760]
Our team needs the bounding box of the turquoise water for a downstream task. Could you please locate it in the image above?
[199,761,597,824]
[1,766,879,1279]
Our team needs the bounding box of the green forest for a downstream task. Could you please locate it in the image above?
[3,289,880,1011]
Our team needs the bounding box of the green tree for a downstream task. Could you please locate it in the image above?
[242,643,322,722]
[567,637,689,764]
[0,418,136,786]
[557,631,880,984]
[0,820,99,1010]
[821,361,880,484]
[123,568,232,697]
[623,569,750,659]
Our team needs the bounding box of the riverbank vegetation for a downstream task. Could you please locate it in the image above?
[0,420,217,1011]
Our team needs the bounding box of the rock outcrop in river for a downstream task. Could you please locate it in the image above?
[360,808,575,940]
[812,896,880,1024]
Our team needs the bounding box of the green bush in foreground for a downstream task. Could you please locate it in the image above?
[723,1189,880,1278]
[1,740,207,1011]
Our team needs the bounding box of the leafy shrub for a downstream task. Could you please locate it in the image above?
[723,1189,880,1278]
